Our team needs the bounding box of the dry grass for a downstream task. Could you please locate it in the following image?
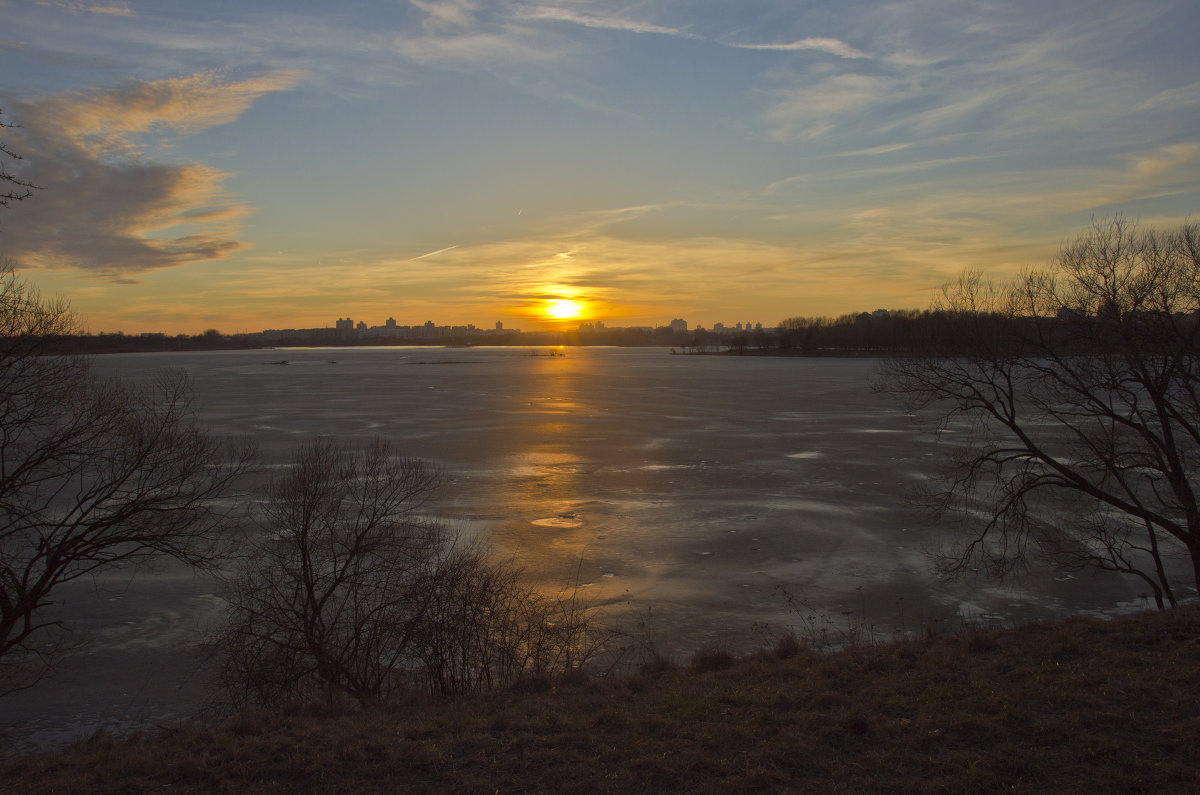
[7,607,1200,793]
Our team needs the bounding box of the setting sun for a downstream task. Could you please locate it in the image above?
[544,298,585,320]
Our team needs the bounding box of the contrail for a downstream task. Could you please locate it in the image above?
[412,245,458,261]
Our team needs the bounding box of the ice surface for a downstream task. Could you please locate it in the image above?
[0,347,1157,750]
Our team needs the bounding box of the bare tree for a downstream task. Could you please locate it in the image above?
[219,438,614,709]
[218,438,445,707]
[881,217,1200,609]
[416,549,610,698]
[0,263,253,693]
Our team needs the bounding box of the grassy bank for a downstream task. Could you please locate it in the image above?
[7,607,1200,793]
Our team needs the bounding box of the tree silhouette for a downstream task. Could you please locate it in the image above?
[882,218,1200,608]
[0,110,251,694]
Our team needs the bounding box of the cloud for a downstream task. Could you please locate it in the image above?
[410,0,478,32]
[88,4,132,15]
[394,0,562,66]
[517,5,866,59]
[374,229,808,323]
[28,70,305,156]
[513,6,698,39]
[393,27,557,66]
[764,73,899,140]
[34,0,133,15]
[1128,143,1200,180]
[756,2,1192,144]
[2,70,302,277]
[834,142,913,157]
[729,37,868,59]
[302,199,988,326]
[1138,81,1200,112]
[401,2,865,74]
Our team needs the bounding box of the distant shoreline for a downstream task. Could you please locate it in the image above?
[24,336,897,358]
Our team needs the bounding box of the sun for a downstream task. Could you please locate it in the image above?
[544,298,585,320]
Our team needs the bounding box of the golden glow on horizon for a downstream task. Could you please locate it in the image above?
[544,298,585,321]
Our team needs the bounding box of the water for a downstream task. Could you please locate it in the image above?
[1,347,1149,751]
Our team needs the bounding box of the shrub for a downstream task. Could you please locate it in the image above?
[690,646,735,672]
[216,438,613,709]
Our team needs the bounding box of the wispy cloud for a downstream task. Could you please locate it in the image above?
[764,73,899,140]
[393,27,558,66]
[2,2,400,100]
[516,5,866,60]
[3,70,303,277]
[729,37,867,59]
[1128,142,1200,180]
[410,0,478,32]
[398,1,866,74]
[34,0,133,15]
[263,197,992,327]
[834,142,913,157]
[758,2,1189,145]
[1138,80,1200,112]
[513,6,699,39]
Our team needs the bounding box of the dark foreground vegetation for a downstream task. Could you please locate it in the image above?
[7,606,1200,793]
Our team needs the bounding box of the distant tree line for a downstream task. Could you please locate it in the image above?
[25,305,1200,358]
[20,327,681,354]
[773,301,1197,358]
[776,310,927,353]
[675,309,1002,356]
[31,330,268,355]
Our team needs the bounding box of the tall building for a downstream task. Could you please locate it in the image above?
[669,318,688,333]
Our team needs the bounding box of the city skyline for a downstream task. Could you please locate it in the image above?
[317,313,762,333]
[124,313,774,339]
[1,1,1198,334]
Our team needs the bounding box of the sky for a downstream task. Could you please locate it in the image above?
[0,0,1198,334]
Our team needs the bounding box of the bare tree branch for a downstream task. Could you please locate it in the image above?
[0,260,253,694]
[0,109,40,211]
[881,217,1200,607]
